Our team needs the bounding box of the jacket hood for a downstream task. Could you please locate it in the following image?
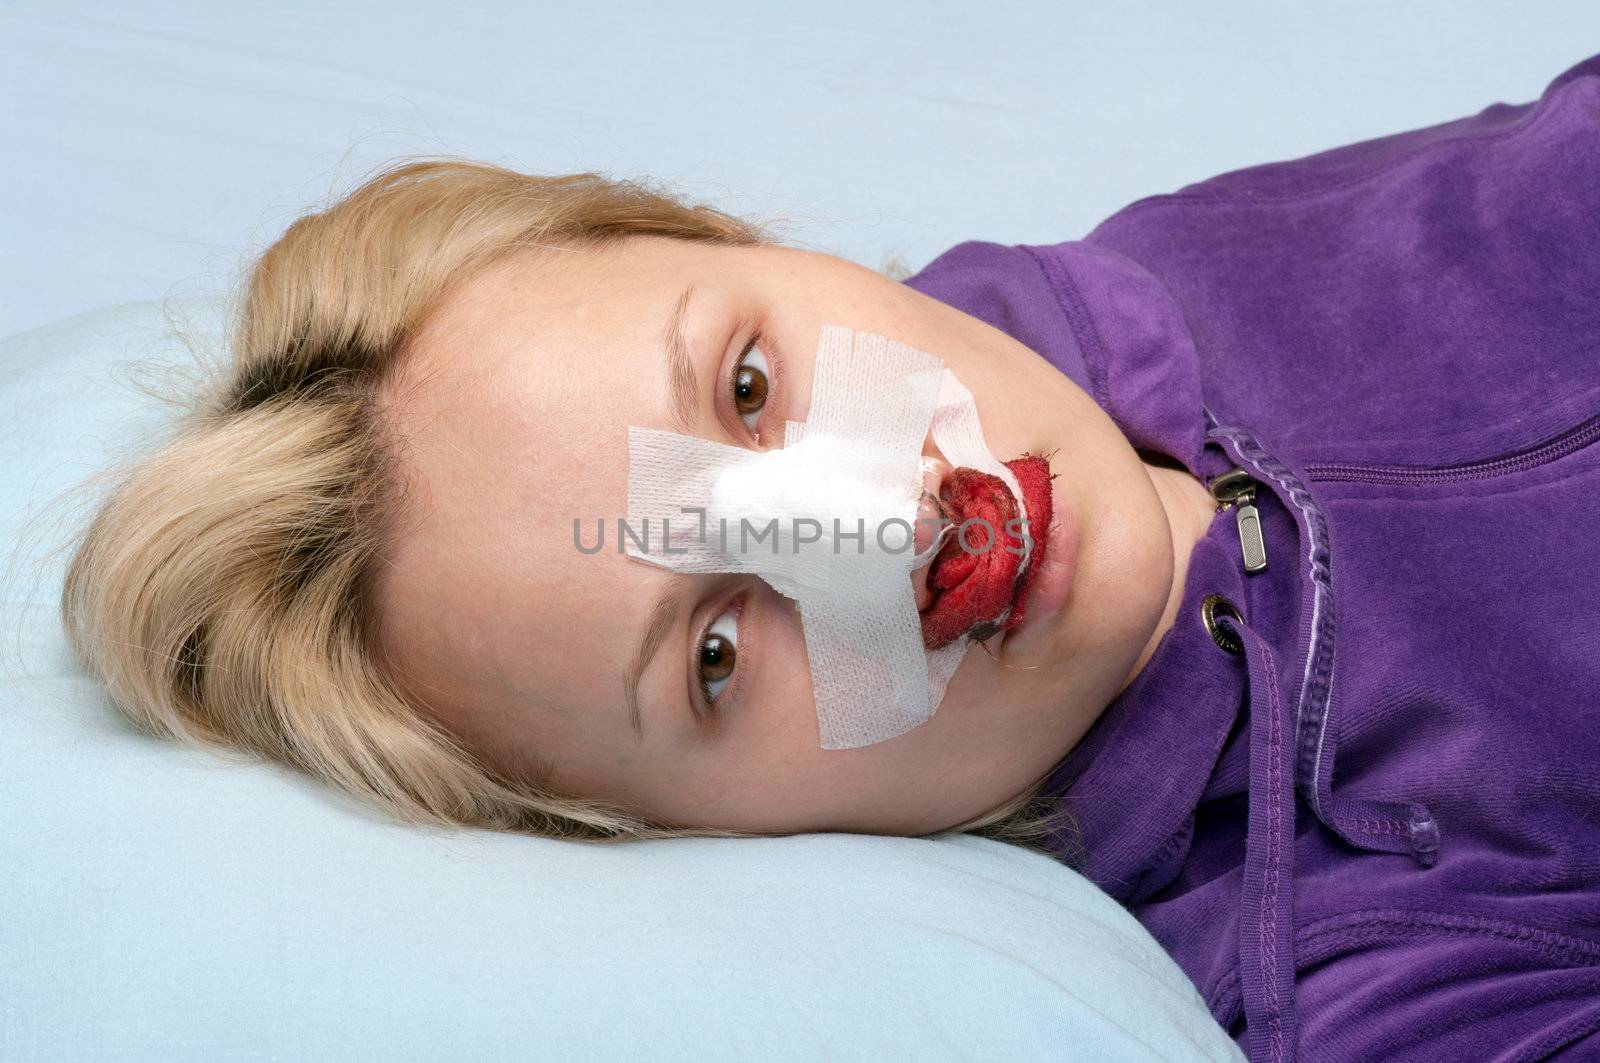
[907,235,1258,889]
[900,56,1600,1060]
[905,237,1441,1059]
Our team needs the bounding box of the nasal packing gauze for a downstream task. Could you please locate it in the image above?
[625,325,1029,749]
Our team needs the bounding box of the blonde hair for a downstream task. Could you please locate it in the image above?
[58,157,1081,863]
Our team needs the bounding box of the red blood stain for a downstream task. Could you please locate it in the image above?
[920,453,1055,650]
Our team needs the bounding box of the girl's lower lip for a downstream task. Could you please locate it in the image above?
[1005,482,1077,642]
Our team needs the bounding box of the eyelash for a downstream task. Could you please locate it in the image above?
[691,320,776,723]
[727,328,782,446]
[693,591,749,722]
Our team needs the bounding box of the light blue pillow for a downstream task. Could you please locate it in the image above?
[0,298,1243,1062]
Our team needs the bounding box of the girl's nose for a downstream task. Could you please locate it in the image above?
[911,455,954,612]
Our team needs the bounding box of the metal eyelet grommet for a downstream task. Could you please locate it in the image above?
[1201,593,1245,656]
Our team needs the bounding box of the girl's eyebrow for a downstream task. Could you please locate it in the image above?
[623,573,688,741]
[621,283,702,741]
[662,283,699,434]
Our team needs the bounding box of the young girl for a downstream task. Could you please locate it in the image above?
[61,52,1600,1061]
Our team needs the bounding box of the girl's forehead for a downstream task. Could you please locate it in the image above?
[379,248,761,615]
[433,237,723,325]
[393,260,699,446]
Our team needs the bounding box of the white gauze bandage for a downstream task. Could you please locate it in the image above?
[625,325,1027,749]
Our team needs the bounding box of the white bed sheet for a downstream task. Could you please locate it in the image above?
[1,296,1243,1060]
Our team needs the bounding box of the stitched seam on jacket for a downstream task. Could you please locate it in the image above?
[1207,906,1600,1010]
[1128,823,1193,903]
[1257,627,1287,1063]
[1021,244,1113,412]
[1291,384,1600,454]
[1345,816,1409,836]
[1208,424,1337,819]
[1306,910,1600,965]
[1203,902,1600,1024]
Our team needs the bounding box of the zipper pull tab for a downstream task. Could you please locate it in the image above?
[1209,467,1268,574]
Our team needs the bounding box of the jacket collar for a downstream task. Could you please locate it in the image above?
[1004,238,1272,894]
[907,234,1450,1057]
[904,237,1309,893]
[1016,240,1218,479]
[1010,238,1437,887]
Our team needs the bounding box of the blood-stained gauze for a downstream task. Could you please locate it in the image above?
[624,325,1029,749]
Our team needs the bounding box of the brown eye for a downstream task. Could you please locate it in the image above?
[734,366,767,413]
[700,634,735,681]
[732,344,770,432]
[697,607,740,703]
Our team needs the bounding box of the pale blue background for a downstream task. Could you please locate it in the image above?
[2,2,1597,337]
[3,3,1597,1060]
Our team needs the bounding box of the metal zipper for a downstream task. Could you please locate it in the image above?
[1209,466,1268,574]
[1302,409,1600,485]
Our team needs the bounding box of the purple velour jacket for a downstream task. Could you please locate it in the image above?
[902,53,1600,1063]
